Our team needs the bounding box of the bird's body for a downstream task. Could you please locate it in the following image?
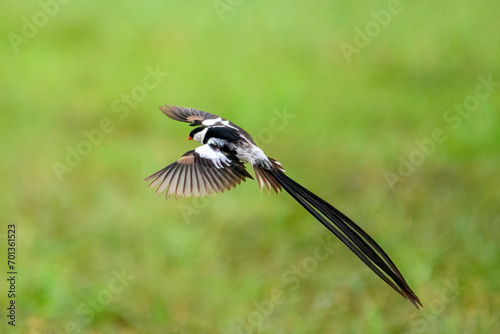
[193,116,274,169]
[146,105,422,308]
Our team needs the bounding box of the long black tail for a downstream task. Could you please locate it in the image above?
[258,164,421,308]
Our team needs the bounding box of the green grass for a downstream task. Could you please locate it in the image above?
[1,1,499,333]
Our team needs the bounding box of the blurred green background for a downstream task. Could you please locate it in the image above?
[1,0,499,333]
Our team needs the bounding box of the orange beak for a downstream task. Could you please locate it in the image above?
[188,136,193,140]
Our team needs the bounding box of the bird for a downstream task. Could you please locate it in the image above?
[145,105,422,308]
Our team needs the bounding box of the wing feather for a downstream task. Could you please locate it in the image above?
[189,165,199,197]
[159,105,256,143]
[160,105,219,125]
[154,167,173,193]
[145,146,253,199]
[183,165,192,198]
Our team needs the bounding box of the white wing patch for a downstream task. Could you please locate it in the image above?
[202,117,234,128]
[195,144,231,168]
[202,117,220,126]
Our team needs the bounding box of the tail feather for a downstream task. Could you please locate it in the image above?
[263,167,421,309]
[253,158,285,193]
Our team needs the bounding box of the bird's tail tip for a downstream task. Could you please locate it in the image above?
[267,166,422,309]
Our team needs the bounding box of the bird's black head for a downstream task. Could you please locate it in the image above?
[188,126,205,142]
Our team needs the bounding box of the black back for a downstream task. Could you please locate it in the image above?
[203,126,241,144]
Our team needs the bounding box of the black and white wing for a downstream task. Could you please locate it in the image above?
[160,105,256,143]
[145,145,253,199]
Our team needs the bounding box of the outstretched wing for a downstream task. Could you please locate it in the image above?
[145,145,253,199]
[159,105,256,143]
[160,105,219,126]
